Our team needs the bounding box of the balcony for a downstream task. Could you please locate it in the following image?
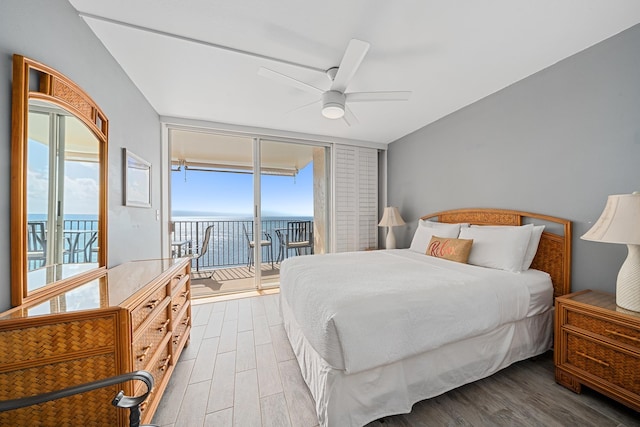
[172,218,314,298]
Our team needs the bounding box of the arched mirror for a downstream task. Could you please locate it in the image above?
[11,55,108,306]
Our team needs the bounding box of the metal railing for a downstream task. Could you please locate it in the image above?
[173,218,314,270]
[27,219,99,270]
[0,370,156,427]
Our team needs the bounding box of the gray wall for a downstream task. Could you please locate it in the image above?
[0,0,163,311]
[388,23,640,294]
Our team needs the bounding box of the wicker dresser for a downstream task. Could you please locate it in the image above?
[0,258,192,426]
[554,289,640,412]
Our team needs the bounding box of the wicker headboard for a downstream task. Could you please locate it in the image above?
[421,208,572,298]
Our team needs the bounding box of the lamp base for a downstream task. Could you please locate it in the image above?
[385,227,397,250]
[616,244,640,312]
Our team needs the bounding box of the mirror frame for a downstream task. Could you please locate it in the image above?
[11,54,108,306]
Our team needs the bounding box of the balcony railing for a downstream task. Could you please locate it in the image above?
[27,219,99,271]
[173,218,313,271]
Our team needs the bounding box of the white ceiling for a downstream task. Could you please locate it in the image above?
[68,0,640,145]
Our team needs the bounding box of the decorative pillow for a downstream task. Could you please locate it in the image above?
[409,221,462,253]
[459,224,533,272]
[468,224,544,270]
[426,236,473,263]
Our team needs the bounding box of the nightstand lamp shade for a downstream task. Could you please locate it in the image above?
[581,192,640,312]
[378,206,405,249]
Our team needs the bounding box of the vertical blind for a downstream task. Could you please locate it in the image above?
[332,145,379,252]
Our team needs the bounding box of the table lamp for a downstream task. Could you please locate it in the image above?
[378,206,405,249]
[581,192,640,312]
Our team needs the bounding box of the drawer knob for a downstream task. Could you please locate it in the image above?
[172,303,181,312]
[173,333,181,345]
[576,351,610,367]
[605,329,640,343]
[137,344,153,362]
[146,299,160,309]
[159,355,172,371]
[181,316,190,326]
[181,290,190,298]
[157,319,170,332]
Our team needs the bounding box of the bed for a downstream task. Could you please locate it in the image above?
[279,208,572,427]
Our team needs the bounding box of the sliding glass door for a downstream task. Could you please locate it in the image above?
[259,140,328,289]
[169,130,328,297]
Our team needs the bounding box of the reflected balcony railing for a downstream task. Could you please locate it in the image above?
[27,219,99,271]
[172,218,314,271]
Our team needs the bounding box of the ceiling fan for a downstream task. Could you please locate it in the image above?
[258,39,411,126]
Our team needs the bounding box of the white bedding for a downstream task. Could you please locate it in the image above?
[279,249,552,374]
[281,295,553,427]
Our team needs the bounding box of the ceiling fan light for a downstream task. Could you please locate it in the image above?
[322,104,345,119]
[322,90,346,119]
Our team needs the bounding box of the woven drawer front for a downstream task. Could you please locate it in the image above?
[173,303,191,354]
[567,310,640,349]
[133,307,171,371]
[132,286,169,331]
[170,267,189,293]
[567,334,640,394]
[0,353,118,426]
[0,317,115,364]
[171,282,190,315]
[138,341,171,419]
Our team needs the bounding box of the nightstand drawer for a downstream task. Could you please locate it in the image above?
[567,309,640,349]
[565,332,640,395]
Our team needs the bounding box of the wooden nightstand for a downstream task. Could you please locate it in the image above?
[555,290,640,412]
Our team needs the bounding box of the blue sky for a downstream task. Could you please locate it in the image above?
[28,139,99,216]
[171,162,314,217]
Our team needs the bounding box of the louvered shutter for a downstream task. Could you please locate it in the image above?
[332,145,378,253]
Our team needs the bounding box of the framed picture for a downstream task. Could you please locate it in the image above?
[123,148,151,207]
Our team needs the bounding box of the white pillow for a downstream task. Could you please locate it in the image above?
[521,225,545,270]
[468,224,545,270]
[409,221,462,253]
[459,224,533,272]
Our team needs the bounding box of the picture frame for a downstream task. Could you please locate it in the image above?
[123,148,151,207]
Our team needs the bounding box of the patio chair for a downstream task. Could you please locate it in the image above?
[243,224,274,271]
[275,221,314,263]
[187,225,214,279]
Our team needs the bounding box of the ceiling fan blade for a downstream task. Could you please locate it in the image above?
[330,39,370,93]
[346,91,412,102]
[258,67,323,95]
[342,106,359,127]
[287,99,321,114]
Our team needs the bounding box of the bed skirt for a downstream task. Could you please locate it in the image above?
[280,295,553,427]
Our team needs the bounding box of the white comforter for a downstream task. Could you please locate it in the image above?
[279,249,534,374]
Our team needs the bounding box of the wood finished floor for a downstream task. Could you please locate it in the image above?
[152,293,640,427]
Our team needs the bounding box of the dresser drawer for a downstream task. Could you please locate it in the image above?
[170,268,190,293]
[138,336,172,420]
[565,332,640,395]
[133,306,171,371]
[566,309,640,349]
[131,287,169,331]
[172,302,191,355]
[171,282,190,316]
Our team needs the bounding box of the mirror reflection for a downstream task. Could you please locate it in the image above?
[26,100,100,292]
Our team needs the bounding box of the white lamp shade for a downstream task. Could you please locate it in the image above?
[581,193,640,244]
[378,206,406,227]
